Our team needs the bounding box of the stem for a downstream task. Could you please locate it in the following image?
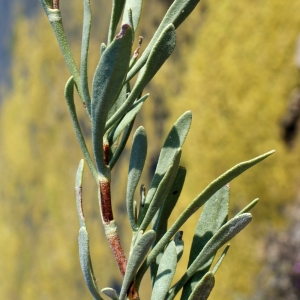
[98,144,127,277]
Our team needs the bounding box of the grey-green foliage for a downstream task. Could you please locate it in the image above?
[38,0,274,299]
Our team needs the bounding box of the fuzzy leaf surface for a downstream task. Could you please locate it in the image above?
[168,213,252,299]
[106,24,176,130]
[119,230,156,300]
[181,185,230,299]
[78,227,103,300]
[91,25,132,177]
[126,0,201,81]
[126,126,148,230]
[151,241,177,300]
[187,272,215,300]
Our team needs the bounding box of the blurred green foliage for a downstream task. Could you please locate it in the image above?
[1,0,300,299]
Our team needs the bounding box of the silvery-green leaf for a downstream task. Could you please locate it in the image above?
[107,0,126,44]
[167,213,252,299]
[91,24,132,178]
[80,0,92,114]
[126,0,202,82]
[135,150,274,289]
[140,112,191,224]
[78,227,103,300]
[126,126,148,231]
[151,241,177,300]
[101,287,119,300]
[65,77,97,180]
[150,167,186,282]
[187,272,215,300]
[139,148,182,232]
[119,230,156,300]
[122,0,143,32]
[75,159,85,227]
[153,167,186,241]
[181,185,230,299]
[109,94,149,148]
[106,24,176,130]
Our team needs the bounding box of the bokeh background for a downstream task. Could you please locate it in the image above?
[1,0,300,299]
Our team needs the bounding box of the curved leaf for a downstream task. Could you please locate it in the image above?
[122,0,143,32]
[78,227,103,300]
[101,287,119,300]
[80,0,92,114]
[126,126,148,230]
[135,150,274,289]
[75,159,85,228]
[139,148,182,232]
[65,77,97,180]
[119,230,156,300]
[138,111,192,225]
[151,241,177,300]
[108,0,126,44]
[91,24,133,178]
[187,272,215,300]
[106,24,176,130]
[168,213,252,299]
[181,185,230,299]
[126,0,202,82]
[109,94,149,147]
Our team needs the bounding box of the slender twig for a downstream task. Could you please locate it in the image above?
[99,143,127,277]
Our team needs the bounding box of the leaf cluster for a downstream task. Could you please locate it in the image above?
[38,0,274,299]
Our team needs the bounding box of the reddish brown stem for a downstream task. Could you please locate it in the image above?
[107,230,128,277]
[99,181,114,223]
[100,180,128,277]
[98,142,128,276]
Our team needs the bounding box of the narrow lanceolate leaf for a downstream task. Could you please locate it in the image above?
[167,214,252,299]
[153,167,186,241]
[122,0,143,32]
[80,0,92,115]
[101,287,119,300]
[126,0,202,82]
[235,198,259,216]
[108,94,149,147]
[75,159,86,228]
[135,150,274,289]
[140,112,192,222]
[150,167,185,281]
[106,24,176,130]
[211,244,230,275]
[151,241,177,300]
[65,77,97,181]
[119,230,156,300]
[126,127,148,231]
[39,6,86,110]
[187,272,215,300]
[181,185,230,299]
[78,227,103,300]
[139,149,182,232]
[107,0,126,44]
[91,24,132,178]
